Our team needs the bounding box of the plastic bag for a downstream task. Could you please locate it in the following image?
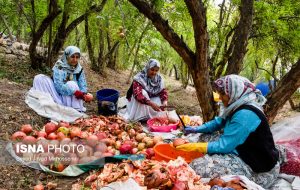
[271,113,300,176]
[277,139,300,176]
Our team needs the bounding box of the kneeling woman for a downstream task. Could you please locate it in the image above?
[32,46,92,112]
[123,59,168,121]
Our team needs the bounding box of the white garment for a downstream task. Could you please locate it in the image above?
[32,74,86,112]
[120,89,163,121]
[25,89,87,123]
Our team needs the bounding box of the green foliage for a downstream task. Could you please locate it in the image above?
[1,0,299,86]
[241,0,300,82]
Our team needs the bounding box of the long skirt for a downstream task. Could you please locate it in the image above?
[32,74,86,112]
[189,133,283,188]
[122,89,163,121]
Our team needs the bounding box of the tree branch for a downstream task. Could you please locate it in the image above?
[128,0,195,66]
[66,0,108,35]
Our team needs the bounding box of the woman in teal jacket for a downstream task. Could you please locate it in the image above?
[176,75,280,188]
[32,46,92,112]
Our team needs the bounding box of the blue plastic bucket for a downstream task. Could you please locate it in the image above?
[96,89,119,115]
[96,89,119,103]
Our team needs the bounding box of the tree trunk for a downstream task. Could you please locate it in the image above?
[173,64,179,80]
[98,23,105,74]
[225,0,254,75]
[107,42,120,69]
[85,14,97,70]
[50,0,108,63]
[0,15,14,41]
[129,0,216,121]
[126,22,150,83]
[29,0,61,69]
[46,0,53,68]
[264,59,300,123]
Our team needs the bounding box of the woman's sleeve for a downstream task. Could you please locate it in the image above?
[196,117,224,133]
[158,88,168,102]
[77,70,87,93]
[207,109,261,154]
[133,81,150,105]
[52,67,74,96]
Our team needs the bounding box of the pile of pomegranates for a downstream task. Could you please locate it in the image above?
[10,115,164,172]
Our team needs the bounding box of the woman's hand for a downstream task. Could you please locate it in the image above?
[162,100,168,107]
[148,101,161,111]
[84,93,93,102]
[176,142,208,153]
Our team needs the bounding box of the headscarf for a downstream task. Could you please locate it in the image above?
[52,46,82,74]
[133,59,164,95]
[213,74,266,119]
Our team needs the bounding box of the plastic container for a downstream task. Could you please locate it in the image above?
[147,117,179,132]
[153,143,203,163]
[96,89,119,115]
[96,89,119,103]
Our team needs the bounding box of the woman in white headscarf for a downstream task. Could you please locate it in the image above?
[32,46,92,112]
[176,75,281,188]
[123,59,168,121]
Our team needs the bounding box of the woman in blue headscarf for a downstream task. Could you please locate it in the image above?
[32,46,92,112]
[122,59,168,121]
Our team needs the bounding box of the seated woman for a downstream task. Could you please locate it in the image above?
[32,46,92,112]
[123,59,168,121]
[176,75,280,188]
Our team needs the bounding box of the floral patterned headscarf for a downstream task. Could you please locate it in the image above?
[214,74,266,119]
[133,59,164,95]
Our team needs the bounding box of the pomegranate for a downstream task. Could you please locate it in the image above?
[44,122,58,134]
[47,133,58,140]
[11,131,27,141]
[145,148,155,159]
[119,143,133,154]
[137,143,146,151]
[21,124,33,134]
[172,138,188,147]
[57,127,70,136]
[58,121,70,128]
[86,135,99,147]
[57,132,66,140]
[153,136,163,145]
[135,133,147,142]
[22,136,37,145]
[70,127,81,139]
[94,143,107,152]
[37,131,47,138]
[84,93,93,102]
[95,132,107,140]
[34,184,45,190]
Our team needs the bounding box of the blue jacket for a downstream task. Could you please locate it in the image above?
[196,109,261,154]
[52,61,87,96]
